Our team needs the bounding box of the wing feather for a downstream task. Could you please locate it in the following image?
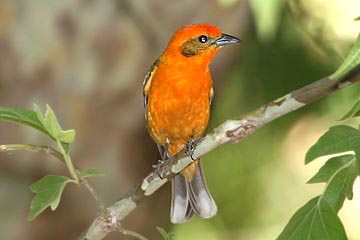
[209,86,214,105]
[143,59,159,118]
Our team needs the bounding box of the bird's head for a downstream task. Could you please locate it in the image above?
[162,23,240,65]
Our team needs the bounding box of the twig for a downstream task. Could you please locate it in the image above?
[116,227,149,240]
[0,144,64,162]
[80,65,360,239]
[80,175,105,213]
[0,144,105,210]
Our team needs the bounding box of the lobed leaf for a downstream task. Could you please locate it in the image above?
[320,158,358,211]
[34,104,75,143]
[305,125,360,172]
[0,107,50,137]
[308,154,355,183]
[277,196,347,240]
[28,175,71,221]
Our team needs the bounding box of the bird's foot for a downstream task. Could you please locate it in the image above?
[152,159,166,179]
[185,137,198,161]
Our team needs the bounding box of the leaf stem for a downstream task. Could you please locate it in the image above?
[56,140,79,182]
[116,226,149,240]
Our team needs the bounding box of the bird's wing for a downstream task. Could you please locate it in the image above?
[209,86,214,106]
[143,58,169,159]
[143,58,159,120]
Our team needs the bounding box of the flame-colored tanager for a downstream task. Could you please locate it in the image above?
[143,23,240,223]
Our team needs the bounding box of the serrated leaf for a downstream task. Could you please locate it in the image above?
[330,33,360,79]
[277,196,347,240]
[0,107,50,137]
[308,154,354,183]
[156,227,174,240]
[28,175,71,221]
[34,104,75,143]
[305,125,360,172]
[81,168,104,179]
[339,99,360,120]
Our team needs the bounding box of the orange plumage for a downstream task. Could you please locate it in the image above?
[143,23,240,223]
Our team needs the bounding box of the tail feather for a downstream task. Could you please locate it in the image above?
[170,161,217,223]
[171,174,193,223]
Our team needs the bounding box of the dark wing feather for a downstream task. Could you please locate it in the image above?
[143,58,159,120]
[209,86,214,105]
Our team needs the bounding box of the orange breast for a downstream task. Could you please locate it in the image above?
[146,61,212,156]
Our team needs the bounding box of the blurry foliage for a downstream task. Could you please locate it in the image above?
[0,0,360,239]
[249,0,285,42]
[288,0,360,60]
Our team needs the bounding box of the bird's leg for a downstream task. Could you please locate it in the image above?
[152,139,170,179]
[157,143,170,161]
[185,136,198,161]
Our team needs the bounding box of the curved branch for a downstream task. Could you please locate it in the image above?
[80,65,360,240]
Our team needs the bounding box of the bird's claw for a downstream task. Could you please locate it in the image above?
[152,159,165,179]
[185,137,198,161]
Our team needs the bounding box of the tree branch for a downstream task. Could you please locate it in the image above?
[79,65,360,240]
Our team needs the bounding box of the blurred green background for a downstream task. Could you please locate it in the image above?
[0,0,359,239]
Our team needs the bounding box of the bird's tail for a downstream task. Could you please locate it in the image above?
[170,161,217,223]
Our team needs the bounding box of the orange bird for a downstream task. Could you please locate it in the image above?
[143,23,240,223]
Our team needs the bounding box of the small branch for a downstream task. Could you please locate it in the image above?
[0,143,104,210]
[80,176,105,213]
[0,144,64,162]
[80,65,360,240]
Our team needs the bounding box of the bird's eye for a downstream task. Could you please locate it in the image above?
[198,35,208,43]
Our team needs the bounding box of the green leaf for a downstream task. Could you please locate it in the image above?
[0,107,50,137]
[61,142,70,154]
[339,99,360,120]
[80,168,104,179]
[34,104,75,143]
[330,33,360,79]
[277,196,347,240]
[305,125,360,172]
[344,162,358,200]
[321,158,358,211]
[156,227,174,240]
[28,175,71,221]
[308,154,354,183]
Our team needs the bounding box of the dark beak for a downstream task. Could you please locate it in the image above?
[215,33,241,47]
